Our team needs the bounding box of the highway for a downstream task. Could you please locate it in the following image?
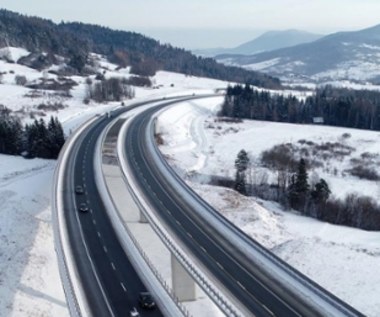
[123,103,365,317]
[62,105,164,317]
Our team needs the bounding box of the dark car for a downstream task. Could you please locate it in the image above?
[138,292,155,309]
[78,203,89,212]
[75,185,84,194]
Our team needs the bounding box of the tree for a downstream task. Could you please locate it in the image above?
[47,116,65,158]
[234,149,250,195]
[235,149,249,173]
[311,178,331,204]
[287,158,309,211]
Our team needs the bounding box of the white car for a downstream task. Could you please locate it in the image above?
[129,307,140,317]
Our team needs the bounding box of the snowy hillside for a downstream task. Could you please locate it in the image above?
[0,47,232,316]
[216,23,380,84]
[157,99,380,317]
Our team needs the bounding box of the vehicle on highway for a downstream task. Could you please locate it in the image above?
[75,185,84,194]
[138,292,155,309]
[129,307,140,317]
[78,203,89,212]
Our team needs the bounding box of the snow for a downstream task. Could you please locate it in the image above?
[157,99,380,317]
[0,155,68,317]
[245,58,281,71]
[3,44,379,316]
[0,50,234,316]
[0,47,30,62]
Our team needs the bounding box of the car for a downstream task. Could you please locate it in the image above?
[129,307,139,317]
[138,292,155,309]
[78,203,89,212]
[75,185,84,195]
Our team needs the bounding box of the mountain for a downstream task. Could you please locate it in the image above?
[0,9,281,89]
[194,30,322,57]
[216,24,380,83]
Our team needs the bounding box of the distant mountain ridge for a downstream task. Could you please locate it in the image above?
[194,29,322,57]
[216,24,380,83]
[0,9,281,89]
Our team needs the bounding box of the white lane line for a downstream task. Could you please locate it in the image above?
[120,282,127,292]
[93,219,97,225]
[200,246,207,253]
[103,245,108,253]
[97,231,101,238]
[237,281,246,290]
[175,220,181,226]
[111,262,116,271]
[90,209,93,214]
[216,262,224,270]
[186,232,193,239]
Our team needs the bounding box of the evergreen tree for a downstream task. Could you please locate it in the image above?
[234,149,250,195]
[287,158,309,211]
[295,158,309,194]
[311,178,331,204]
[235,149,249,173]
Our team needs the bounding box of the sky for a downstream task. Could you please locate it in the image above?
[2,0,380,49]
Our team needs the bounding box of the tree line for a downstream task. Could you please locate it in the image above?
[221,84,380,131]
[233,149,380,231]
[0,113,65,159]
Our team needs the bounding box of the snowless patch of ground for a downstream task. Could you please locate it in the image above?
[157,99,380,317]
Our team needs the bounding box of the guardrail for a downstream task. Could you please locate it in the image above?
[118,111,244,317]
[52,118,99,317]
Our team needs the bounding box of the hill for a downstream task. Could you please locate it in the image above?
[195,30,322,57]
[216,24,380,83]
[0,9,281,89]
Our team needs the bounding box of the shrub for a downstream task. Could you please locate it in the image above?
[127,76,152,87]
[347,165,380,181]
[261,143,298,171]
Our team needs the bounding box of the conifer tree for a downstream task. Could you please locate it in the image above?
[234,149,250,195]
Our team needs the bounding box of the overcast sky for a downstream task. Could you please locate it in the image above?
[2,0,380,49]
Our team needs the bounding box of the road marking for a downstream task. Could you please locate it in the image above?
[103,246,108,253]
[97,231,101,238]
[216,262,224,270]
[200,246,207,253]
[186,232,193,239]
[176,220,181,226]
[261,304,276,316]
[93,219,97,225]
[237,281,246,290]
[90,209,93,214]
[120,282,127,292]
[111,262,116,271]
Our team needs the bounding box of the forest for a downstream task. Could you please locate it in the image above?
[221,84,380,131]
[0,112,65,159]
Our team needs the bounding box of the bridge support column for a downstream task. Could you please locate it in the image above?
[139,210,148,223]
[171,254,196,301]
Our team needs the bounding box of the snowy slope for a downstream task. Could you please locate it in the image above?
[0,155,68,317]
[0,50,233,316]
[157,99,380,317]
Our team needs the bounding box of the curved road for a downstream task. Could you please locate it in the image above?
[123,102,365,317]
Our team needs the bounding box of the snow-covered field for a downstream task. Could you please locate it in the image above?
[2,44,380,316]
[157,99,380,316]
[0,48,231,316]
